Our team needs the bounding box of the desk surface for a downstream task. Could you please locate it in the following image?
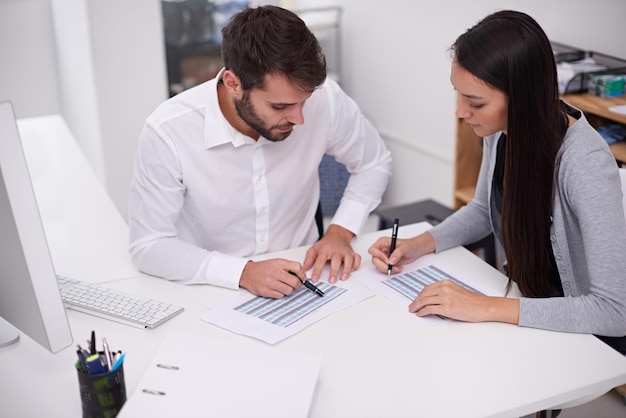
[2,115,626,418]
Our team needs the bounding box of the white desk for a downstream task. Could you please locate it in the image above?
[2,115,626,418]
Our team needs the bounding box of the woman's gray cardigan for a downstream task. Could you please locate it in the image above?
[430,106,626,336]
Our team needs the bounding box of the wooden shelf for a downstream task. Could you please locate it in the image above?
[562,93,626,125]
[454,186,476,207]
[610,141,626,163]
[454,93,626,208]
[562,93,626,164]
[453,118,482,209]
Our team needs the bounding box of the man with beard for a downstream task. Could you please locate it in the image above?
[128,5,391,298]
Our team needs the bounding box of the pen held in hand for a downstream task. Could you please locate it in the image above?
[288,271,324,297]
[388,218,399,276]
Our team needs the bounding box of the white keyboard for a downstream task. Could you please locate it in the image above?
[56,276,184,329]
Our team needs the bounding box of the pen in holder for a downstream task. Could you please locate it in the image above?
[76,331,126,418]
[77,357,126,418]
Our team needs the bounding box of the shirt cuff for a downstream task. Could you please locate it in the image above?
[330,199,369,236]
[204,253,250,290]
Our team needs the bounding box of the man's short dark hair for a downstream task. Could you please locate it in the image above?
[221,5,327,92]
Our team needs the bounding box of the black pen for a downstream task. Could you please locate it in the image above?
[89,330,96,355]
[387,218,399,276]
[288,271,324,297]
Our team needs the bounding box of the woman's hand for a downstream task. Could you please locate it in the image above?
[368,232,436,274]
[409,280,520,324]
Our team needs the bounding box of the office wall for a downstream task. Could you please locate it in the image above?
[80,0,169,217]
[295,0,626,208]
[0,0,60,117]
[1,0,625,217]
[52,0,169,218]
[0,0,167,219]
[51,0,106,183]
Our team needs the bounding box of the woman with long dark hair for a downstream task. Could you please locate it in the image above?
[369,10,626,353]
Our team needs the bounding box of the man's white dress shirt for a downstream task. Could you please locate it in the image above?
[129,70,391,289]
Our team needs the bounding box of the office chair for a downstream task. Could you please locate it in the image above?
[316,154,349,238]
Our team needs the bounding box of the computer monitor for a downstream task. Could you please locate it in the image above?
[0,100,73,353]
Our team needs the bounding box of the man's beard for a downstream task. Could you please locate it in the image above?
[235,91,294,142]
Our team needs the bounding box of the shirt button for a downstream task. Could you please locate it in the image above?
[550,235,556,241]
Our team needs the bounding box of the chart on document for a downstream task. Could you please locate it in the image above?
[383,265,483,300]
[235,283,346,327]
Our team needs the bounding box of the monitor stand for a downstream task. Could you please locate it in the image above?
[0,316,19,348]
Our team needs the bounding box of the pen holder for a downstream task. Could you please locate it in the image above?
[77,362,127,418]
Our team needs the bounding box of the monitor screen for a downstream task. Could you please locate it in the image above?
[0,101,73,353]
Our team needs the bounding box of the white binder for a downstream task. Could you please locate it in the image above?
[118,333,321,418]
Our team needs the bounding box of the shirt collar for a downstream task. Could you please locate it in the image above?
[204,68,253,149]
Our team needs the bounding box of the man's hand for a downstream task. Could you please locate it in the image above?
[239,259,305,299]
[303,224,359,283]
